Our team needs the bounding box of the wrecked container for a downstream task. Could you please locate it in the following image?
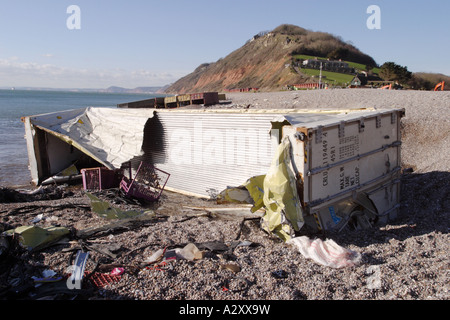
[22,107,404,236]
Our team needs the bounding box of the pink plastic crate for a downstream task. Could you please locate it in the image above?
[81,167,123,190]
[120,161,169,202]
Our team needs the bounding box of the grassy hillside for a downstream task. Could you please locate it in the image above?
[165,24,378,93]
[299,68,355,85]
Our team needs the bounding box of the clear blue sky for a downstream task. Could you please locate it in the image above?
[0,0,449,88]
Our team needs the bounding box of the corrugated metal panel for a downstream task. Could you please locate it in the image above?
[136,112,279,198]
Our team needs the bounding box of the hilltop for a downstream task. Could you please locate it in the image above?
[165,24,377,93]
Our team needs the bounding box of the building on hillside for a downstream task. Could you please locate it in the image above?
[350,74,394,88]
[302,58,355,74]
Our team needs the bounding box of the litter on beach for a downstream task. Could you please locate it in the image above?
[288,236,362,268]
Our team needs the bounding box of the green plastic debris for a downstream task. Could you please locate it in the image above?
[246,137,304,242]
[3,225,70,251]
[85,193,148,220]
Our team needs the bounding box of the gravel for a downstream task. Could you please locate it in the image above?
[0,89,448,302]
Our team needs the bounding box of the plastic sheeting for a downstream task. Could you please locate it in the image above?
[246,137,304,242]
[288,236,361,268]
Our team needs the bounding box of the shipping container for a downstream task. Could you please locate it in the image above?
[117,97,165,109]
[281,108,404,232]
[190,92,219,106]
[177,94,191,107]
[22,107,404,233]
[164,96,177,108]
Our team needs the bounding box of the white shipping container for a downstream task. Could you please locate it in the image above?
[281,108,405,232]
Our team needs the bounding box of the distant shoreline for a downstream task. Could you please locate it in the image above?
[0,86,168,95]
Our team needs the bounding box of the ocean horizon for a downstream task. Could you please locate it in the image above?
[0,89,164,188]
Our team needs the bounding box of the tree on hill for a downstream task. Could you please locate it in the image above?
[327,47,350,60]
[379,62,412,84]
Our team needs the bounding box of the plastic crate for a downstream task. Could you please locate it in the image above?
[81,167,123,190]
[119,161,170,202]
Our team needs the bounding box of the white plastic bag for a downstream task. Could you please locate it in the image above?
[288,236,361,268]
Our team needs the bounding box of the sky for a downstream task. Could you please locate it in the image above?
[0,0,449,89]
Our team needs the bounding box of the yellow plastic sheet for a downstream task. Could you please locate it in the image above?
[246,137,304,242]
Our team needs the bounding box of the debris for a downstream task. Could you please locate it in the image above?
[176,243,203,261]
[18,186,44,195]
[3,225,70,252]
[217,187,253,204]
[31,214,44,224]
[110,267,125,276]
[246,137,304,242]
[143,248,165,264]
[195,241,229,253]
[182,205,264,220]
[120,161,170,203]
[288,236,361,268]
[89,272,122,288]
[271,270,289,279]
[81,167,123,191]
[32,270,62,285]
[42,164,81,185]
[66,250,89,290]
[76,211,158,240]
[220,263,241,273]
[243,175,265,212]
[144,243,204,265]
[85,192,145,220]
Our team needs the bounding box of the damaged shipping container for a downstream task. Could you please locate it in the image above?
[22,107,405,234]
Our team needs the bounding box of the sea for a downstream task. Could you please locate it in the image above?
[0,89,164,188]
